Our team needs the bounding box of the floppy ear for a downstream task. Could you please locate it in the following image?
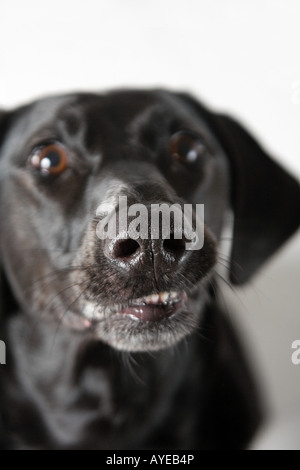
[178,94,300,284]
[0,109,18,316]
[0,110,11,145]
[0,111,6,318]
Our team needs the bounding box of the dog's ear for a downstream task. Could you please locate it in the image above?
[0,110,9,141]
[0,110,7,319]
[178,93,300,284]
[0,110,12,154]
[0,109,18,317]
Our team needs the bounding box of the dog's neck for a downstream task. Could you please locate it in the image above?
[1,311,202,449]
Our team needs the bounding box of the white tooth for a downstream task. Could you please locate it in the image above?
[160,292,169,302]
[143,294,159,303]
[170,292,178,300]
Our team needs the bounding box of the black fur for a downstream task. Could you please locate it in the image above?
[0,90,299,449]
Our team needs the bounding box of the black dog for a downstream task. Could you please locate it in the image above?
[0,90,299,449]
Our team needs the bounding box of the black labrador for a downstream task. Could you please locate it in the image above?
[0,90,299,450]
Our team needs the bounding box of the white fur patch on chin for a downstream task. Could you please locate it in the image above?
[81,296,204,352]
[94,308,201,352]
[82,301,104,321]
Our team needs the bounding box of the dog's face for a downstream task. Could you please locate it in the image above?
[0,90,299,352]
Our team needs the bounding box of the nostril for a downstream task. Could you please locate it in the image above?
[112,238,141,259]
[163,233,186,258]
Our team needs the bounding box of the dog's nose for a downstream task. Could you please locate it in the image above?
[104,233,187,269]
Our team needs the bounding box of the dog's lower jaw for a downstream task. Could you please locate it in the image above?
[93,310,201,352]
[77,289,207,352]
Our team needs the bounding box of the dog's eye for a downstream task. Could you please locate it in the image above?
[30,143,68,175]
[170,131,206,165]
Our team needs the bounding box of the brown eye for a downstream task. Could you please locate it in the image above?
[170,131,206,165]
[30,143,68,175]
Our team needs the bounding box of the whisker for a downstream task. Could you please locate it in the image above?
[27,264,100,290]
[118,352,147,385]
[214,271,236,293]
[50,285,90,353]
[31,280,86,331]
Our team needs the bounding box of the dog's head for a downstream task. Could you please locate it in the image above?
[0,90,299,351]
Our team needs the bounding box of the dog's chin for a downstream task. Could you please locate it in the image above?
[75,291,203,352]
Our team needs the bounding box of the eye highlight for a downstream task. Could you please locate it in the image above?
[30,143,68,175]
[170,131,206,165]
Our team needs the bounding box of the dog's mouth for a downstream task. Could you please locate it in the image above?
[61,278,206,351]
[116,291,187,322]
[74,288,204,352]
[82,291,187,323]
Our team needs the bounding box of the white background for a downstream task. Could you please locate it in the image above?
[1,0,300,449]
